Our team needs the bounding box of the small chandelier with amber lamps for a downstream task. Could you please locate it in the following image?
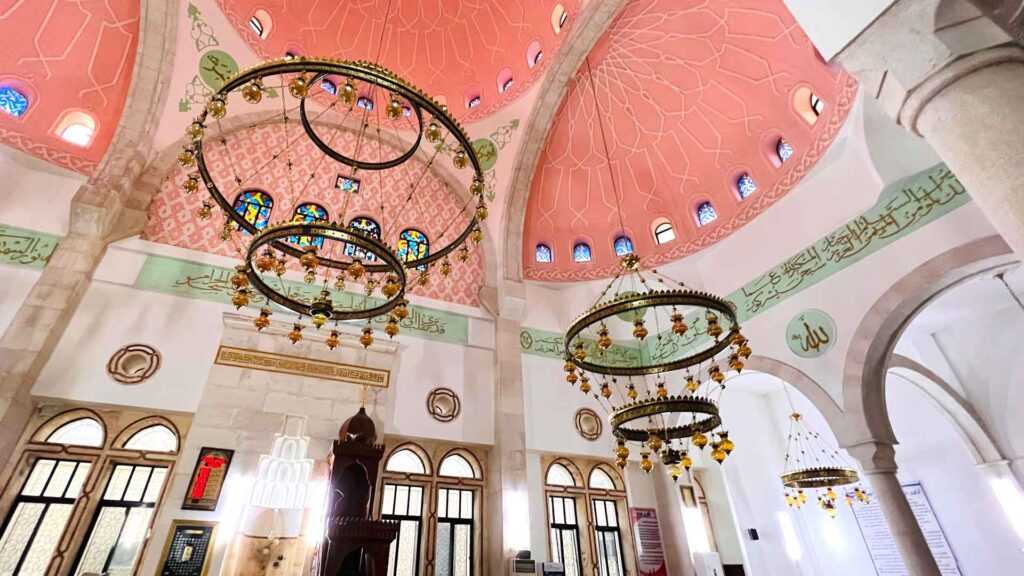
[779,386,868,517]
[177,57,487,349]
[560,59,751,481]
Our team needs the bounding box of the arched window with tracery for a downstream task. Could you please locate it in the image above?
[0,409,182,575]
[573,243,592,263]
[397,229,429,270]
[233,190,274,231]
[288,203,329,248]
[544,458,635,576]
[613,235,634,256]
[382,444,485,576]
[536,244,553,263]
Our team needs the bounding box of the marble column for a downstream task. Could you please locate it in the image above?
[835,0,1024,257]
[847,441,941,576]
[485,283,534,573]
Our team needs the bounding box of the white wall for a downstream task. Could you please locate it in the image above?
[782,0,897,60]
[0,266,40,335]
[0,146,83,236]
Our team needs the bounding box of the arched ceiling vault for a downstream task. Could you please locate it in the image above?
[518,0,858,282]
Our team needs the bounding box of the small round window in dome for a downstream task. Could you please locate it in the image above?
[107,344,161,384]
[575,408,602,441]
[427,387,462,422]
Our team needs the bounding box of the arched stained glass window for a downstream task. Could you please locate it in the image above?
[344,216,381,261]
[288,203,329,248]
[320,78,337,95]
[737,174,757,199]
[777,139,794,163]
[467,96,482,109]
[613,236,633,256]
[124,425,178,452]
[357,96,374,110]
[572,243,592,263]
[535,244,553,263]
[546,463,575,486]
[385,448,427,474]
[502,78,514,93]
[696,202,718,226]
[397,229,429,271]
[589,468,615,490]
[0,86,29,117]
[439,454,476,478]
[233,191,273,231]
[47,418,104,447]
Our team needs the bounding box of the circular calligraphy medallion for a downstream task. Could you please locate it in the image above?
[198,50,239,89]
[786,309,836,359]
[472,138,498,172]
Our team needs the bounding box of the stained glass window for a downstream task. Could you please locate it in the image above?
[383,484,424,576]
[533,51,544,66]
[397,229,429,271]
[589,468,615,490]
[696,202,717,227]
[288,203,329,249]
[592,499,625,576]
[501,78,514,93]
[123,425,178,452]
[385,449,426,474]
[548,496,582,576]
[613,236,633,256]
[467,96,481,109]
[654,222,675,244]
[74,465,167,576]
[0,86,29,117]
[233,191,274,231]
[335,175,360,194]
[436,488,473,576]
[321,78,337,95]
[47,418,103,447]
[572,243,592,263]
[777,139,794,163]
[439,454,475,479]
[357,96,374,111]
[546,463,575,487]
[344,217,381,261]
[737,174,757,199]
[535,244,552,263]
[0,459,91,575]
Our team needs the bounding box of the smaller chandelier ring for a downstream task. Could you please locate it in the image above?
[564,289,741,377]
[244,221,407,321]
[610,395,721,443]
[780,467,860,489]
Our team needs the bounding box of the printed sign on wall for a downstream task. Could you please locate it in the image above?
[159,520,218,576]
[630,507,668,576]
[848,482,961,575]
[182,447,234,511]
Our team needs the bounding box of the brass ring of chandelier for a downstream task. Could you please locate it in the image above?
[610,395,721,443]
[564,290,741,376]
[780,467,860,489]
[244,221,407,321]
[193,57,487,272]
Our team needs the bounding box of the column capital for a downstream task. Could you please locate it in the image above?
[835,0,1013,132]
[844,439,899,474]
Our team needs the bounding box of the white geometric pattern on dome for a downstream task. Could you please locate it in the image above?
[241,414,316,538]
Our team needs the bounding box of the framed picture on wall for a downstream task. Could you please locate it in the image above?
[181,447,234,511]
[158,520,218,576]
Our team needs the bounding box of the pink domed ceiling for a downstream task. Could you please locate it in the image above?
[216,0,582,122]
[523,0,858,282]
[0,1,139,174]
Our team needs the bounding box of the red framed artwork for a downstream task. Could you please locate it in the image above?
[182,447,234,511]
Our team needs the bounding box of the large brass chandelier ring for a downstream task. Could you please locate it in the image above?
[780,467,860,489]
[610,396,721,442]
[244,221,407,321]
[564,289,741,377]
[191,57,487,272]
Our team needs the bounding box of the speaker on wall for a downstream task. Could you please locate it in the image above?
[747,528,759,541]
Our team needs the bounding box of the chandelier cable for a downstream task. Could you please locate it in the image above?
[995,271,1024,313]
[584,57,628,239]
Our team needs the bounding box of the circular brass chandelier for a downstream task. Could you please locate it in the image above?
[780,411,868,517]
[176,57,487,348]
[562,254,752,481]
